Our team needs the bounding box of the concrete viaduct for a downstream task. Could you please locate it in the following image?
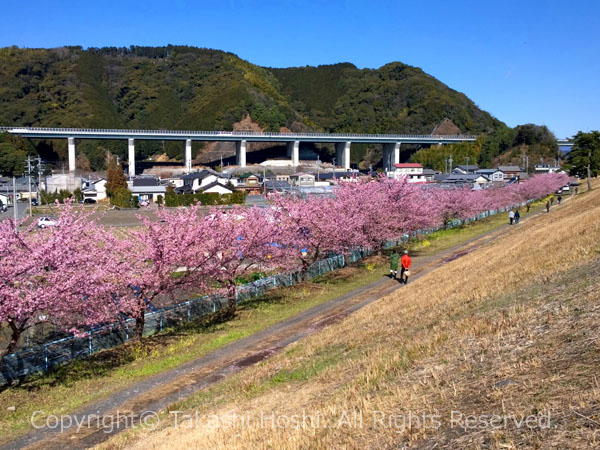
[1,127,477,175]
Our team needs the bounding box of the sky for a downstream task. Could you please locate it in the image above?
[1,0,598,138]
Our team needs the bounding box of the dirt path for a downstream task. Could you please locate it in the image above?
[4,207,552,450]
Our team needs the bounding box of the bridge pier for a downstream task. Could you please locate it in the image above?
[335,142,351,170]
[236,140,247,168]
[128,138,135,177]
[382,142,401,172]
[287,141,299,167]
[185,139,192,173]
[68,138,76,172]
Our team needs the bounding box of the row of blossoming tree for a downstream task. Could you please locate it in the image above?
[0,172,568,364]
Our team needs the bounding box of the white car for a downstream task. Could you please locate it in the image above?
[37,217,58,228]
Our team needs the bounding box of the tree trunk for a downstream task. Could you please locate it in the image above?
[301,260,311,282]
[227,282,237,312]
[0,319,26,369]
[134,313,145,340]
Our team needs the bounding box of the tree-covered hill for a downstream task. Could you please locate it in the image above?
[0,45,504,170]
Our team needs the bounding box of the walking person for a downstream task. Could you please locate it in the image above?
[546,201,550,213]
[400,250,412,284]
[389,250,399,279]
[557,194,562,205]
[508,209,515,225]
[550,196,554,206]
[514,209,520,224]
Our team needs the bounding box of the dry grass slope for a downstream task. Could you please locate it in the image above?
[103,188,600,449]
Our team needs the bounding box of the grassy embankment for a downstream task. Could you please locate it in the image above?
[100,184,600,449]
[0,197,550,444]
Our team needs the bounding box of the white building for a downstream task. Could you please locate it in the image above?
[387,163,427,183]
[199,181,236,194]
[534,164,561,174]
[82,178,108,201]
[290,172,316,186]
[43,174,82,193]
[475,169,504,183]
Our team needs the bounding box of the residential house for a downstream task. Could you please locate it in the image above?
[81,178,107,202]
[422,168,440,182]
[130,176,166,203]
[475,169,504,183]
[236,173,262,193]
[452,165,479,175]
[388,163,427,183]
[179,169,233,193]
[290,172,316,187]
[199,181,236,195]
[498,166,524,181]
[275,174,291,182]
[441,174,490,185]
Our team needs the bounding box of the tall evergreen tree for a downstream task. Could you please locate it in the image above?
[566,131,600,191]
[105,155,127,196]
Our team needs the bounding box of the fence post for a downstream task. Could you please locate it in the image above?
[159,313,163,331]
[88,331,92,355]
[187,301,191,321]
[44,346,48,371]
[125,321,129,342]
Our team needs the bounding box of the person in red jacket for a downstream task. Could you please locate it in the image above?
[400,250,412,284]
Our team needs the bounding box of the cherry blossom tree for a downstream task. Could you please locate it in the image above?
[0,203,123,365]
[197,206,287,312]
[271,193,354,281]
[111,204,222,338]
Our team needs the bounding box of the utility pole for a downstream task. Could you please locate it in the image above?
[465,156,470,166]
[13,176,17,230]
[317,155,320,181]
[25,155,33,217]
[332,157,336,180]
[36,157,42,189]
[36,156,42,201]
[448,154,453,173]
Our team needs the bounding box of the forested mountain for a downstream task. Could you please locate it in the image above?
[0,45,503,170]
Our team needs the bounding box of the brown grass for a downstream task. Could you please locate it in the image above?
[101,185,600,449]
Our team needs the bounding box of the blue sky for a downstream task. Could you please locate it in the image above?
[1,0,598,138]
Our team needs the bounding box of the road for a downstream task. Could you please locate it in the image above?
[0,202,28,223]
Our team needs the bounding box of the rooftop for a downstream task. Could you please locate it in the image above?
[394,163,423,168]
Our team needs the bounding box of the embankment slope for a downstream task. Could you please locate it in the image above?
[105,189,600,449]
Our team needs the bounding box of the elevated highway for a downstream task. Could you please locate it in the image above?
[1,127,477,174]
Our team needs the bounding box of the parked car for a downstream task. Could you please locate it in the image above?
[37,217,58,228]
[83,198,97,204]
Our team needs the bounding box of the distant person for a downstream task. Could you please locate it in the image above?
[389,251,399,279]
[514,209,520,224]
[546,201,550,213]
[508,209,515,225]
[557,194,562,205]
[550,196,555,206]
[526,203,531,213]
[575,187,579,195]
[400,250,412,284]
